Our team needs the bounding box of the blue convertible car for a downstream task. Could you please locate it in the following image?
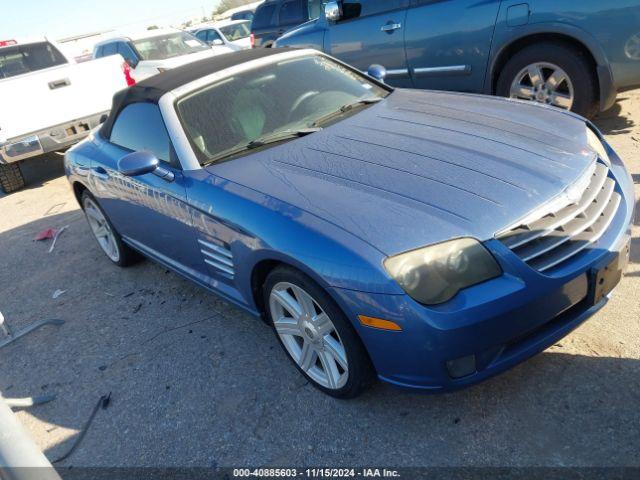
[65,49,634,398]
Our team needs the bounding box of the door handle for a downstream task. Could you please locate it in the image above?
[381,22,402,33]
[48,78,71,90]
[91,166,110,181]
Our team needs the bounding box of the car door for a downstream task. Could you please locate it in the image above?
[251,2,279,47]
[324,0,412,87]
[405,0,502,92]
[90,102,206,280]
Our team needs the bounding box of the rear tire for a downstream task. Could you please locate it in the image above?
[496,42,599,119]
[0,163,25,193]
[81,191,140,267]
[264,266,375,399]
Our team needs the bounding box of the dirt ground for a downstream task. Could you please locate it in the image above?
[0,92,639,469]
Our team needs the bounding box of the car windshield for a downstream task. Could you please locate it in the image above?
[177,54,390,166]
[219,22,251,41]
[132,32,209,61]
[0,42,67,80]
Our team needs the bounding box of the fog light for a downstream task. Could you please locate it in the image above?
[446,354,477,379]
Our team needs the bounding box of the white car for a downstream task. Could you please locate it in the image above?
[191,20,252,51]
[0,38,130,193]
[93,29,234,82]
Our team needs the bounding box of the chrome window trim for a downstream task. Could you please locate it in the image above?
[159,91,200,171]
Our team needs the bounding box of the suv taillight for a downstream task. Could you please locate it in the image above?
[122,62,136,87]
[250,33,255,49]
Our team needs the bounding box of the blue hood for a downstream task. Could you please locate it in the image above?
[209,89,597,256]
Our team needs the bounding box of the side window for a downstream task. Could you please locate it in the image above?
[117,42,138,65]
[195,31,208,42]
[207,30,223,42]
[110,103,172,164]
[279,0,305,25]
[101,42,118,57]
[95,46,104,58]
[307,0,322,20]
[342,0,405,19]
[252,3,277,29]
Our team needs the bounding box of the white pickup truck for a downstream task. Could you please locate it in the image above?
[0,38,131,193]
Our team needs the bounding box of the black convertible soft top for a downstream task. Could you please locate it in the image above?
[100,48,292,138]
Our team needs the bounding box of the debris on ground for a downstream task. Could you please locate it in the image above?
[51,393,112,464]
[0,311,10,337]
[52,290,66,299]
[48,226,69,253]
[34,229,57,241]
[5,394,56,408]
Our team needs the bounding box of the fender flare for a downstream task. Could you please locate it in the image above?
[485,22,616,111]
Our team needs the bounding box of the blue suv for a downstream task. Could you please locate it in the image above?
[275,0,640,118]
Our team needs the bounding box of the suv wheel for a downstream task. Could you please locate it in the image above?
[0,163,25,193]
[496,42,599,118]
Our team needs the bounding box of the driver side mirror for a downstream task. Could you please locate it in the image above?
[118,151,175,182]
[324,1,342,22]
[211,39,224,46]
[367,64,387,83]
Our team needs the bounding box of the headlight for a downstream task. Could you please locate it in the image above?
[586,127,610,165]
[384,238,502,305]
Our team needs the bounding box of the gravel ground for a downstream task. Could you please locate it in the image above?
[0,92,639,469]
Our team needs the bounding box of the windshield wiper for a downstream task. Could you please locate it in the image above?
[311,97,383,128]
[246,127,321,149]
[203,128,321,166]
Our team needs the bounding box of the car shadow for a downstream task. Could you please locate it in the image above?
[594,96,636,135]
[0,211,639,467]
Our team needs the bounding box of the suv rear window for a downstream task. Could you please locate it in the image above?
[132,32,209,61]
[0,42,66,80]
[252,3,277,29]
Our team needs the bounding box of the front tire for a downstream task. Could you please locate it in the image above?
[0,163,25,193]
[81,191,139,267]
[264,266,375,398]
[496,42,599,118]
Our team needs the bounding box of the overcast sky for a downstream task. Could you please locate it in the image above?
[5,0,221,40]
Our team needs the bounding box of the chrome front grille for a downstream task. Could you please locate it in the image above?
[498,161,621,273]
[198,239,234,278]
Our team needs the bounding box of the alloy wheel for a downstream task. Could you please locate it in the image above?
[269,282,348,389]
[509,62,574,110]
[83,197,120,262]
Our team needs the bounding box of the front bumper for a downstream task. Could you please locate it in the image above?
[331,143,635,392]
[0,112,108,164]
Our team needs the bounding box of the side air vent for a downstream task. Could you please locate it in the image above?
[198,239,234,278]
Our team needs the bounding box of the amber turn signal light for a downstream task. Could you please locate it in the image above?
[358,315,402,331]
